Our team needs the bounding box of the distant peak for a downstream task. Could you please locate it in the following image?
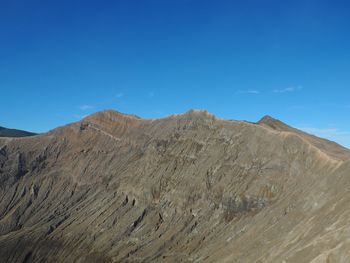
[83,109,140,123]
[186,109,210,115]
[257,115,291,131]
[0,126,37,138]
[258,115,278,123]
[101,109,140,119]
[185,109,216,118]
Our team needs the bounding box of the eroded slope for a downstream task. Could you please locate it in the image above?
[0,110,349,263]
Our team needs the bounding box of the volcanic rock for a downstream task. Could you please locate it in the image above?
[0,109,349,262]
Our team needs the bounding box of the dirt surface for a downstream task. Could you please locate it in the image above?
[0,109,349,262]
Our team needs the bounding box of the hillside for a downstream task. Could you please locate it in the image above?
[0,110,349,263]
[0,126,37,138]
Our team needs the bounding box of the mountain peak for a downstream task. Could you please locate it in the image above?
[184,109,216,118]
[257,114,350,160]
[258,115,276,122]
[257,115,290,131]
[82,109,141,124]
[258,115,281,124]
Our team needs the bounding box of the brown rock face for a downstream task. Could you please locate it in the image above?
[0,110,350,263]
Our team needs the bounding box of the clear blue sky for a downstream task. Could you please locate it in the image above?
[1,0,350,147]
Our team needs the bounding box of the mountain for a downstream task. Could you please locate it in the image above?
[258,115,350,160]
[0,126,37,138]
[0,109,350,263]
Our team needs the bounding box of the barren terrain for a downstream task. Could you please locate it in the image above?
[1,110,350,262]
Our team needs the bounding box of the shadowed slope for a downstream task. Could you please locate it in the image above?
[0,126,37,138]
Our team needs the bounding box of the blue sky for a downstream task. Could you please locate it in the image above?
[1,0,350,147]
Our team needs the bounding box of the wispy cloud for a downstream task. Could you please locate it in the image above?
[115,93,123,98]
[236,90,260,94]
[79,105,94,111]
[73,114,88,119]
[273,85,303,93]
[148,91,155,98]
[235,85,302,95]
[299,127,350,136]
[298,126,350,148]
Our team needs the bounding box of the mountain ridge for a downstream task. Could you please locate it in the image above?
[0,126,37,138]
[258,114,350,161]
[77,110,350,162]
[1,109,350,262]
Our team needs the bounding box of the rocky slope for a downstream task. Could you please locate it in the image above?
[0,109,349,263]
